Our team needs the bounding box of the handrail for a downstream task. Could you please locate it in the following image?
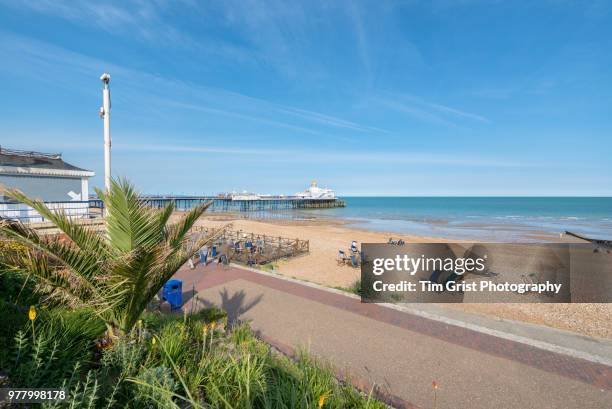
[0,146,62,159]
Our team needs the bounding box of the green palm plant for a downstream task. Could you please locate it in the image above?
[0,178,228,334]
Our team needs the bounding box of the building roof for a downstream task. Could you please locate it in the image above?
[0,146,94,178]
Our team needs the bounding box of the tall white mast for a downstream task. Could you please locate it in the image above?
[100,73,111,193]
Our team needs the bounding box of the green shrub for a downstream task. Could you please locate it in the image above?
[141,318,385,409]
[157,323,190,368]
[197,350,267,408]
[0,301,28,368]
[133,366,178,409]
[5,304,384,408]
[348,280,362,296]
[261,262,278,272]
[0,270,39,305]
[100,337,148,379]
[7,308,104,388]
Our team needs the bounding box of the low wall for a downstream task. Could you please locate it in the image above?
[0,201,90,223]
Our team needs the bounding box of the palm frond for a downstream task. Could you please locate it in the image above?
[11,250,114,321]
[96,179,162,254]
[1,220,104,288]
[2,178,222,333]
[156,201,175,237]
[166,201,213,250]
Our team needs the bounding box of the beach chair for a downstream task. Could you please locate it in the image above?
[337,250,349,265]
[429,270,442,284]
[247,253,256,267]
[443,272,463,287]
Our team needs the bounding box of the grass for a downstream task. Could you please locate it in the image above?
[261,262,279,272]
[335,280,363,297]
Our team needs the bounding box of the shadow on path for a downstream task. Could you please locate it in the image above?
[199,288,263,326]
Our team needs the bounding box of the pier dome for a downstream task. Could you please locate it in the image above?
[295,181,335,199]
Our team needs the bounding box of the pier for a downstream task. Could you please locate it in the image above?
[2,196,345,223]
[91,195,346,212]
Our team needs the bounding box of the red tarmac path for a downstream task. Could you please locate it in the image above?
[174,263,612,409]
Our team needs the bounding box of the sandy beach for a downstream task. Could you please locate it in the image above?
[193,214,612,340]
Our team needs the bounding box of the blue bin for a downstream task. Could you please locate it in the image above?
[162,279,183,310]
[212,246,217,257]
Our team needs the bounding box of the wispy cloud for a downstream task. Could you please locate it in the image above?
[425,101,489,123]
[473,87,514,99]
[0,0,252,60]
[161,100,325,136]
[2,1,173,40]
[115,141,532,168]
[373,97,456,127]
[374,92,490,126]
[345,2,371,78]
[276,106,388,133]
[0,32,385,138]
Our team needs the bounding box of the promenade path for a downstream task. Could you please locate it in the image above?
[173,263,612,409]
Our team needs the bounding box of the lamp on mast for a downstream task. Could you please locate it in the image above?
[99,73,111,193]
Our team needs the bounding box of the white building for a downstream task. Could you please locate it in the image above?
[0,147,95,222]
[230,191,262,201]
[294,181,335,199]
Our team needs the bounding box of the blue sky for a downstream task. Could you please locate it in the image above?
[0,0,610,196]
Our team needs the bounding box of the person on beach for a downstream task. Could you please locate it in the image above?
[216,239,230,268]
[200,244,209,265]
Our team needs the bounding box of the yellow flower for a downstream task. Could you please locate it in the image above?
[210,321,216,330]
[151,337,157,345]
[28,305,37,321]
[318,393,327,408]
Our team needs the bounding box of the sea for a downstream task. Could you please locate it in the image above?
[292,197,612,242]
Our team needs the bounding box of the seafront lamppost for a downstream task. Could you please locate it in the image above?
[99,73,112,193]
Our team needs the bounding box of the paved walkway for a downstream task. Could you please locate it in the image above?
[174,263,612,409]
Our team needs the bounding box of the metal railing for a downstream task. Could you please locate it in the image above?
[0,146,62,159]
[0,200,95,223]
